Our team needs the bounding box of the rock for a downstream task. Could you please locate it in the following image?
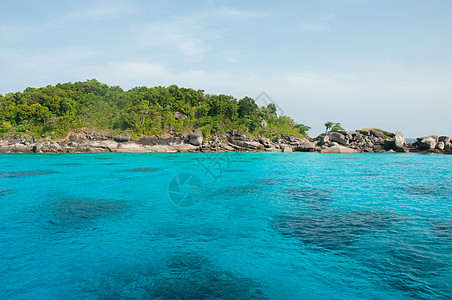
[114,134,131,142]
[445,142,452,151]
[116,142,146,152]
[295,142,316,152]
[418,136,437,150]
[370,130,384,138]
[321,146,358,153]
[328,132,348,146]
[260,119,268,128]
[384,139,395,151]
[381,130,395,138]
[89,141,119,151]
[396,147,410,153]
[439,136,450,144]
[329,142,339,147]
[188,131,203,146]
[174,112,187,120]
[282,146,293,153]
[360,130,370,136]
[394,131,405,148]
[317,134,329,146]
[437,142,445,150]
[241,141,265,150]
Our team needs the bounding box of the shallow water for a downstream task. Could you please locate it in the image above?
[0,152,451,299]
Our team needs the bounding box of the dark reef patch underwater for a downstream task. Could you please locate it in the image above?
[0,152,451,299]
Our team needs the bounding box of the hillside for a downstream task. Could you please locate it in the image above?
[0,79,310,140]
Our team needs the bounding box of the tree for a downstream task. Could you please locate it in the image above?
[294,123,311,136]
[324,121,344,132]
[267,103,277,115]
[238,97,258,118]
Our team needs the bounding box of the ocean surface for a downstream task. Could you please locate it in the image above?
[0,152,451,299]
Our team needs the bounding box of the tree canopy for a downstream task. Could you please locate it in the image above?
[0,79,310,139]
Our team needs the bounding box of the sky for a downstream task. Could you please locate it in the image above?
[1,0,451,137]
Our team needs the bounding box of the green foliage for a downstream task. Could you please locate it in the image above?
[324,121,344,132]
[0,80,310,140]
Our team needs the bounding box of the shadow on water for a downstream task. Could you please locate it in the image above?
[126,168,158,172]
[40,198,126,229]
[0,189,13,197]
[82,253,265,299]
[253,178,288,185]
[430,219,452,240]
[224,169,246,173]
[363,242,451,299]
[285,187,332,210]
[215,185,260,197]
[274,209,404,251]
[274,209,451,298]
[404,185,452,198]
[0,170,58,178]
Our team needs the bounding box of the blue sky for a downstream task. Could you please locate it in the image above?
[1,0,451,137]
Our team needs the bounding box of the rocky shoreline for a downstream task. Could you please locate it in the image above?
[0,129,450,154]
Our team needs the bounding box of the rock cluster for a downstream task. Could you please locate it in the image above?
[413,135,452,153]
[314,130,451,154]
[0,129,450,154]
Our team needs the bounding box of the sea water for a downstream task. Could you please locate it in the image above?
[0,152,451,299]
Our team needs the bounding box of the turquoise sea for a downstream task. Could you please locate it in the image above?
[0,153,451,299]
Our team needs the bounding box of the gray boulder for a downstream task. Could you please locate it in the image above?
[437,142,445,150]
[188,131,203,146]
[321,145,358,153]
[328,132,348,146]
[370,130,384,139]
[381,130,395,138]
[260,119,268,128]
[418,136,437,150]
[445,142,452,151]
[114,134,131,142]
[317,134,329,146]
[394,131,405,148]
[439,136,451,144]
[174,112,187,120]
[295,141,316,152]
[282,146,293,152]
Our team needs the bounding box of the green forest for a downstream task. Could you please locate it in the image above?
[0,79,310,140]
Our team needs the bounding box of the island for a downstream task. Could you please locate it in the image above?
[0,80,450,154]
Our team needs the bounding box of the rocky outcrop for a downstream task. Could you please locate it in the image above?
[0,129,450,154]
[315,129,393,153]
[394,131,405,148]
[329,132,348,146]
[315,130,451,154]
[417,135,437,150]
